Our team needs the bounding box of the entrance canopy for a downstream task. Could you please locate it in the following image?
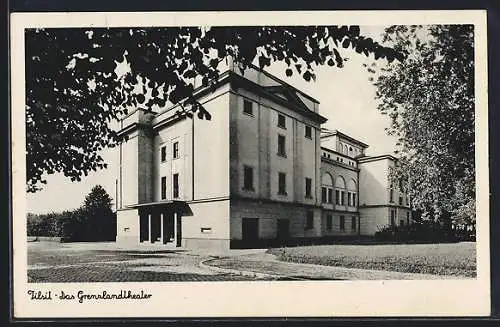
[127,200,192,215]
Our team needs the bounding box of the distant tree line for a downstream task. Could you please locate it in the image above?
[27,185,116,242]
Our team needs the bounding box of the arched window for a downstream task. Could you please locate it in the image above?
[344,145,348,154]
[335,176,346,206]
[321,173,334,204]
[347,179,357,207]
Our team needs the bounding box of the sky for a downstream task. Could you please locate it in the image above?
[26,26,397,214]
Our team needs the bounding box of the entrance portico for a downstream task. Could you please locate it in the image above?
[129,201,188,247]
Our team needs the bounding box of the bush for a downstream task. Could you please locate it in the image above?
[374,220,472,243]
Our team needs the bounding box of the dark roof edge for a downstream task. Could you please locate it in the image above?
[357,154,398,163]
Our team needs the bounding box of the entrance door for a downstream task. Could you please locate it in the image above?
[242,218,259,245]
[276,219,289,244]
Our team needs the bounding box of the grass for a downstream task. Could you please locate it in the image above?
[267,242,476,277]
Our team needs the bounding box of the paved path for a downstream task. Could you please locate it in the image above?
[27,242,277,282]
[203,252,466,280]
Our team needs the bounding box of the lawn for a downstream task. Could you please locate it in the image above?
[267,242,476,277]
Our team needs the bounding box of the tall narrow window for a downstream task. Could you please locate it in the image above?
[339,215,345,231]
[321,187,327,203]
[352,193,357,207]
[173,141,179,159]
[173,173,179,198]
[390,209,396,226]
[407,211,410,224]
[277,134,286,156]
[326,215,332,230]
[277,113,286,128]
[161,176,167,200]
[305,178,312,198]
[389,185,394,203]
[327,188,333,203]
[278,172,287,195]
[352,216,357,231]
[305,125,312,139]
[243,165,254,191]
[305,211,314,229]
[340,191,345,205]
[347,192,352,206]
[335,190,340,205]
[160,146,166,163]
[243,99,253,115]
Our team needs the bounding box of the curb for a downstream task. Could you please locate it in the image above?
[199,257,282,280]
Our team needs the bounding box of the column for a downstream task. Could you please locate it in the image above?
[148,213,152,243]
[173,211,178,247]
[160,213,164,244]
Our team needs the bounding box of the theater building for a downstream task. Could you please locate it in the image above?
[114,63,410,250]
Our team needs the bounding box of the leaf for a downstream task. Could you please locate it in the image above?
[342,39,350,48]
[303,71,311,82]
[285,68,293,77]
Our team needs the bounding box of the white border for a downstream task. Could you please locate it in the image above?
[11,10,490,318]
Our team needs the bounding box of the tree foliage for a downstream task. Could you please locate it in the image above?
[368,25,475,224]
[26,185,116,241]
[26,26,400,192]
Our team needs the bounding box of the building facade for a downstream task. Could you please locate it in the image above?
[115,63,411,250]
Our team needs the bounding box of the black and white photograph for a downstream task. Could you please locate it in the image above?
[11,10,489,318]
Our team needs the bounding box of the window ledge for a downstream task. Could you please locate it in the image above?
[278,192,288,196]
[305,195,313,199]
[243,111,254,117]
[277,153,287,158]
[242,187,255,192]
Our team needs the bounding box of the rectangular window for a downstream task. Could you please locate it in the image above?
[400,219,405,226]
[352,193,357,207]
[243,165,254,191]
[390,209,396,226]
[173,141,179,159]
[335,189,340,205]
[347,192,352,206]
[340,191,345,205]
[306,211,314,229]
[243,99,253,115]
[326,215,332,230]
[277,134,286,156]
[321,187,327,203]
[352,216,357,231]
[399,196,403,206]
[339,215,345,231]
[173,173,179,198]
[278,172,287,195]
[327,188,333,203]
[305,178,312,198]
[278,113,286,128]
[305,125,312,139]
[160,146,166,163]
[161,176,167,200]
[389,188,394,203]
